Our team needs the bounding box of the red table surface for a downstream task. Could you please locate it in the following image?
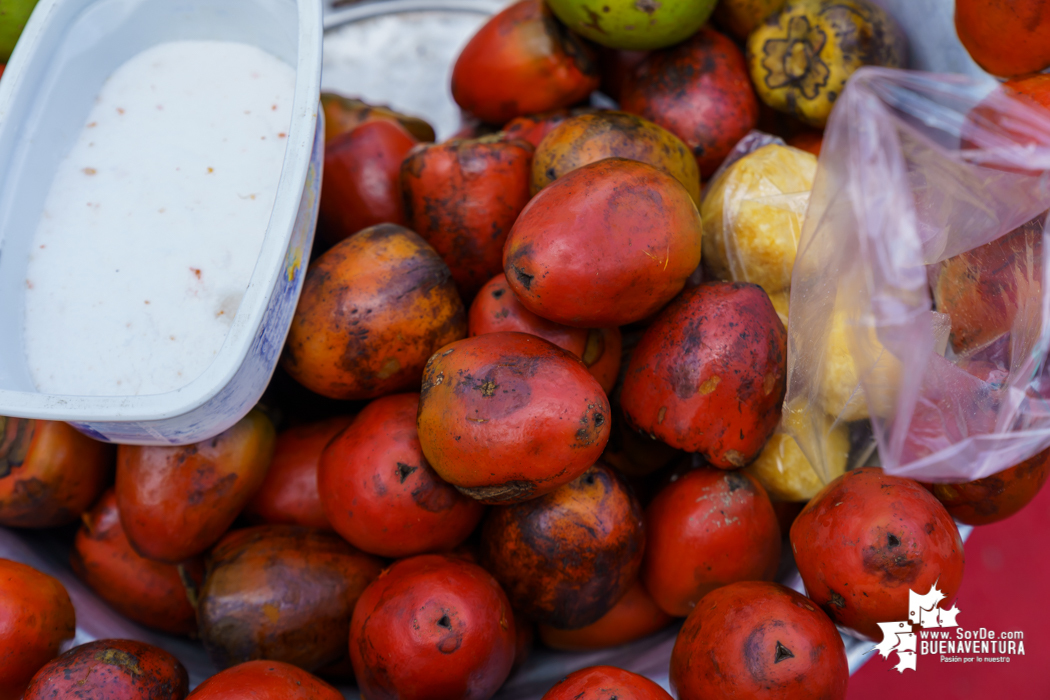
[847,478,1050,700]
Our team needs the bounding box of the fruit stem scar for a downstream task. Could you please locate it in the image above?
[774,640,794,663]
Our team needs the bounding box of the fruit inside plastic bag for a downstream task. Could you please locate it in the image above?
[785,66,1050,483]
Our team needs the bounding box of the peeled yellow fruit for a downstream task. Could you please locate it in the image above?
[819,310,901,422]
[768,290,789,327]
[745,411,848,501]
[700,143,815,296]
[746,0,905,127]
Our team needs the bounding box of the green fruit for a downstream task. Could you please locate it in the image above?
[544,0,716,50]
[0,0,38,62]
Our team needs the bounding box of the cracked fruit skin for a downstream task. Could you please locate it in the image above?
[469,273,622,393]
[198,525,383,672]
[417,332,610,504]
[790,467,965,641]
[23,639,188,700]
[71,489,202,637]
[621,282,786,468]
[531,110,700,203]
[542,666,673,700]
[401,135,534,302]
[620,28,758,177]
[923,446,1050,526]
[451,0,599,124]
[956,0,1050,77]
[0,417,113,528]
[281,224,467,400]
[318,393,485,558]
[503,158,702,328]
[545,0,716,50]
[0,559,75,700]
[479,463,645,628]
[188,661,343,700]
[349,554,516,700]
[670,582,848,700]
[641,467,781,617]
[115,409,275,565]
[746,0,905,127]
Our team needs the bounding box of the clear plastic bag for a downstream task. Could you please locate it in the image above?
[785,66,1050,484]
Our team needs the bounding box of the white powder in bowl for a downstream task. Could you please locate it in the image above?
[23,40,296,397]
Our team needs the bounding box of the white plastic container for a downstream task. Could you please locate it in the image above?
[0,0,324,445]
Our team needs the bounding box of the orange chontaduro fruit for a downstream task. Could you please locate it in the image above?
[417,332,610,504]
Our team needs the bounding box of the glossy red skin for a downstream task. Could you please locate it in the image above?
[0,418,113,528]
[401,136,534,301]
[503,158,703,327]
[542,666,672,700]
[502,109,578,148]
[319,120,417,246]
[188,661,343,700]
[791,468,965,641]
[1006,73,1050,110]
[956,0,1050,77]
[643,467,780,617]
[71,490,202,636]
[538,579,673,651]
[621,282,786,468]
[243,416,353,530]
[469,274,621,393]
[670,582,848,700]
[0,560,75,700]
[349,554,516,700]
[318,393,485,557]
[923,446,1050,526]
[479,463,645,628]
[452,0,599,124]
[116,410,275,564]
[620,28,759,177]
[198,526,383,672]
[23,640,188,700]
[417,332,611,504]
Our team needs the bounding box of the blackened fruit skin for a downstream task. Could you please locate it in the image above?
[281,224,467,401]
[621,282,786,468]
[349,554,517,700]
[197,525,383,672]
[417,332,610,504]
[479,463,645,629]
[791,467,965,641]
[401,136,533,302]
[670,582,848,700]
[537,579,673,651]
[23,639,189,700]
[0,417,113,528]
[620,28,759,177]
[923,446,1050,526]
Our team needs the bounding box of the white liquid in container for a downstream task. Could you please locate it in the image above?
[23,41,296,397]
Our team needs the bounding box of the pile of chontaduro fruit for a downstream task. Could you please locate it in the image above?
[3,0,1050,699]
